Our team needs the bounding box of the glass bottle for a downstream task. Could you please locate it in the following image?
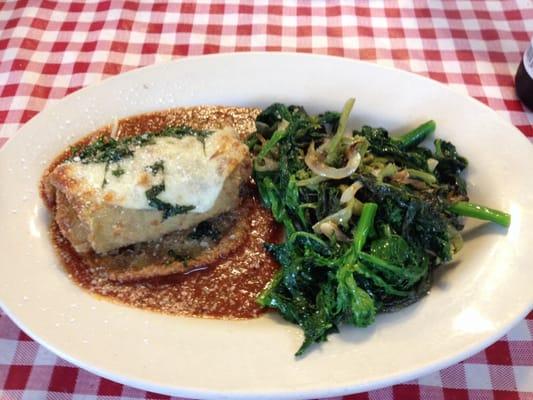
[515,39,533,111]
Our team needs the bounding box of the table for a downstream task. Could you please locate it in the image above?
[1,1,532,399]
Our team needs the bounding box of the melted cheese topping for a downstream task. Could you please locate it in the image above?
[66,128,241,213]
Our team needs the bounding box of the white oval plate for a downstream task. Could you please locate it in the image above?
[0,53,532,400]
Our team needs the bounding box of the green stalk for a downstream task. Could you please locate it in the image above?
[289,231,330,253]
[256,120,289,162]
[377,163,398,182]
[355,264,411,297]
[359,252,425,282]
[296,175,328,187]
[396,120,436,150]
[257,270,283,307]
[434,138,444,158]
[406,168,437,184]
[449,201,511,228]
[325,98,355,166]
[353,202,378,255]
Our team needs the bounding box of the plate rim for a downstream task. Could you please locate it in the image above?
[2,301,531,400]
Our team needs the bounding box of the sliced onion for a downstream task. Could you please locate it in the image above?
[391,169,410,184]
[304,141,361,179]
[448,225,464,253]
[427,158,439,172]
[256,132,267,145]
[405,178,427,190]
[317,221,350,242]
[254,157,279,172]
[340,181,363,204]
[316,138,330,153]
[312,203,353,233]
[370,168,381,178]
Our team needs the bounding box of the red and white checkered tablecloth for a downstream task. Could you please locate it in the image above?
[0,1,532,399]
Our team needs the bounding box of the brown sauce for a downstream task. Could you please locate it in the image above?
[42,106,283,319]
[49,194,281,318]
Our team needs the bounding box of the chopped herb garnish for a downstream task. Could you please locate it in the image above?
[158,126,213,147]
[72,136,134,164]
[165,249,191,266]
[146,160,164,176]
[145,183,195,219]
[101,162,110,188]
[127,133,156,148]
[165,249,191,267]
[111,167,125,177]
[69,145,80,157]
[69,126,212,164]
[189,221,220,241]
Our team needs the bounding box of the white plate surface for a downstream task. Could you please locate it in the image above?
[0,53,532,399]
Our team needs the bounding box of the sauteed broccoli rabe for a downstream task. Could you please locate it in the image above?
[248,99,511,356]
